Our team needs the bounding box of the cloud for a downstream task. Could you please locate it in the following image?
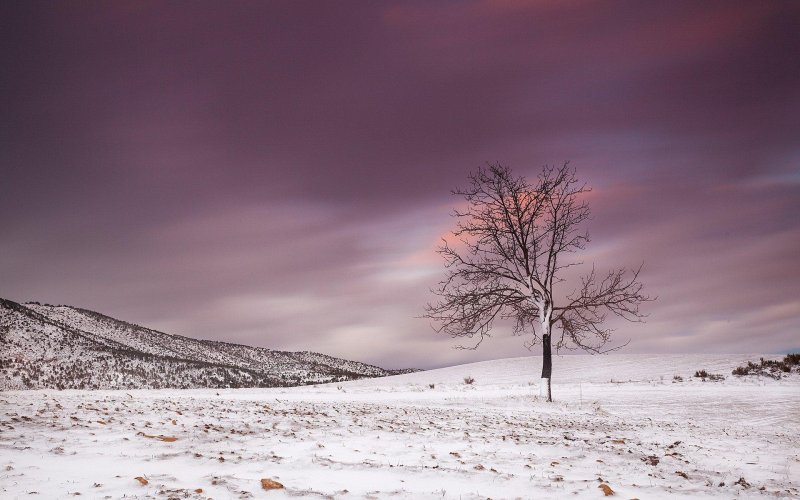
[1,1,799,368]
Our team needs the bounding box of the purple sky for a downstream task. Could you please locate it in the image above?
[2,1,799,369]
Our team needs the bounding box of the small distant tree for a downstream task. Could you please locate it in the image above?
[424,163,651,401]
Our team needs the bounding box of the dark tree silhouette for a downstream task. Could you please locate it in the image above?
[424,163,651,401]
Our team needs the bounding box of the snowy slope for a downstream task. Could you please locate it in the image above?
[0,354,797,499]
[0,298,412,390]
[342,353,772,387]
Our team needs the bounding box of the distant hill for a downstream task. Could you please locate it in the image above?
[0,298,416,390]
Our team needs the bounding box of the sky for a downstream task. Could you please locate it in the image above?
[1,1,799,369]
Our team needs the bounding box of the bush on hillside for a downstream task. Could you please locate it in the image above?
[731,354,799,379]
[694,369,724,381]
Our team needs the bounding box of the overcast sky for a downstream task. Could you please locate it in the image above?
[2,1,799,369]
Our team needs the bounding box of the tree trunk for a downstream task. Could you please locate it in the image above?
[541,332,552,402]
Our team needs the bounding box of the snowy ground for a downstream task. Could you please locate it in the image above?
[1,354,798,499]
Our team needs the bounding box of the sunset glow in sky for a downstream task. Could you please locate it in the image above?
[2,1,799,368]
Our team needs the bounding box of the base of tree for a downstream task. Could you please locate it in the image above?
[539,377,552,402]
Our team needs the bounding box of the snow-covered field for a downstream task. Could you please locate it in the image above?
[2,354,798,499]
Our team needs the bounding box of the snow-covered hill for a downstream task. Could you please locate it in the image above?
[342,352,781,388]
[0,298,413,390]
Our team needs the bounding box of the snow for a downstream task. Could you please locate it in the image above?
[1,354,798,499]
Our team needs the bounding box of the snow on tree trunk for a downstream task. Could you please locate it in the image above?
[540,332,552,401]
[539,300,553,402]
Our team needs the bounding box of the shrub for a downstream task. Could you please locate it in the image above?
[784,353,800,366]
[732,366,748,376]
[694,370,724,381]
[731,354,799,379]
[463,375,475,385]
[672,374,683,382]
[428,383,435,389]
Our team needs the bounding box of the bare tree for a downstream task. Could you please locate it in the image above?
[424,163,651,401]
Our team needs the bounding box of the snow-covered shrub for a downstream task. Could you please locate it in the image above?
[731,354,799,379]
[463,375,475,385]
[694,370,724,381]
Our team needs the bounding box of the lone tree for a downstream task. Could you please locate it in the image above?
[424,163,651,401]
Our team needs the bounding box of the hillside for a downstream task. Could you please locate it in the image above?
[0,298,413,390]
[342,352,784,388]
